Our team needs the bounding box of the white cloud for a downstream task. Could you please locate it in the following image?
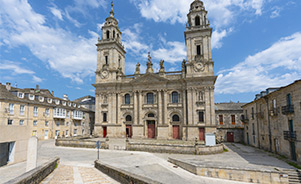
[216,32,301,94]
[130,0,266,49]
[0,0,98,83]
[33,75,43,83]
[152,41,186,64]
[270,6,281,19]
[49,7,63,21]
[0,61,34,74]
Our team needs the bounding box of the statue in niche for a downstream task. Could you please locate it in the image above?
[159,60,165,73]
[199,91,204,101]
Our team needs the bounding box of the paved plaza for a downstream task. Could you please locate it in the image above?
[0,139,296,184]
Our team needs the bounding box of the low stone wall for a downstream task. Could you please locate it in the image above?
[4,157,60,184]
[168,157,289,184]
[94,160,160,184]
[126,140,224,155]
[55,138,108,149]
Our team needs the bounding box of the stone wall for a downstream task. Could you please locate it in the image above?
[95,160,160,184]
[169,157,289,184]
[4,157,60,184]
[55,138,108,149]
[126,140,224,155]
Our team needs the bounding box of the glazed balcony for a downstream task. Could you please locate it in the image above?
[281,105,294,115]
[283,131,296,141]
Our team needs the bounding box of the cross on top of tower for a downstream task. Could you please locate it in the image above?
[110,1,114,17]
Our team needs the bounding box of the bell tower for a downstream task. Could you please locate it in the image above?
[95,2,126,83]
[184,0,214,77]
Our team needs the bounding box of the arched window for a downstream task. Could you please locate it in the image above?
[106,30,110,39]
[148,113,155,117]
[197,45,201,56]
[103,112,107,122]
[113,30,115,38]
[125,94,130,104]
[172,115,180,122]
[195,16,200,26]
[126,115,132,122]
[172,91,179,103]
[147,93,154,104]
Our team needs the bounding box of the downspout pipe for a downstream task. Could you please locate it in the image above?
[264,97,272,152]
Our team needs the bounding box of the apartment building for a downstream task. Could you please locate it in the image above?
[242,80,301,162]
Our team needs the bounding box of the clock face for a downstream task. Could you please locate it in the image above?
[194,62,204,72]
[101,70,108,79]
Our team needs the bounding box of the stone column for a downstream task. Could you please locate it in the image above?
[187,87,193,125]
[210,86,215,126]
[163,90,168,125]
[205,87,210,126]
[138,91,143,125]
[208,36,212,59]
[116,93,121,124]
[191,88,195,125]
[158,90,162,125]
[133,91,138,124]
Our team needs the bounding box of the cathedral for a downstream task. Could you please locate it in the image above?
[93,0,217,140]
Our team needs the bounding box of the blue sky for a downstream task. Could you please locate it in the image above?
[0,0,300,102]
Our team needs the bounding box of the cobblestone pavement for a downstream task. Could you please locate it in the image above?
[41,164,117,184]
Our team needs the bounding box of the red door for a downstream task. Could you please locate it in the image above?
[126,125,132,138]
[173,125,180,139]
[147,121,155,138]
[199,128,205,141]
[227,132,234,142]
[103,126,107,138]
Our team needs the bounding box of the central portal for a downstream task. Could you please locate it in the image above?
[147,121,156,138]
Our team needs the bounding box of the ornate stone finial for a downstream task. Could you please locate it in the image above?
[159,60,165,73]
[110,1,114,17]
[135,62,140,75]
[146,52,154,73]
[182,59,186,70]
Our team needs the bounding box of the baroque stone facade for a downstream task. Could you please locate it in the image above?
[94,0,217,140]
[242,80,301,162]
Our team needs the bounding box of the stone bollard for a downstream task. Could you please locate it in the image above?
[26,137,38,172]
[194,137,198,155]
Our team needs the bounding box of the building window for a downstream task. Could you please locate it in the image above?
[198,111,204,122]
[45,108,49,117]
[67,111,69,118]
[147,93,154,104]
[197,45,201,55]
[105,56,108,65]
[33,121,37,126]
[172,115,180,122]
[231,115,235,125]
[18,92,24,98]
[66,122,69,126]
[195,15,200,26]
[148,113,155,118]
[287,93,292,106]
[74,129,77,136]
[103,112,107,122]
[113,30,115,38]
[33,106,38,117]
[171,91,179,103]
[29,94,34,100]
[20,105,25,115]
[66,130,69,136]
[8,119,13,125]
[19,120,24,125]
[106,30,110,39]
[251,107,254,119]
[9,103,14,114]
[56,122,59,126]
[32,130,37,136]
[126,115,132,122]
[125,94,131,104]
[45,121,49,126]
[74,122,77,127]
[219,115,223,125]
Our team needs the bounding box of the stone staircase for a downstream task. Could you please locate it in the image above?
[285,169,301,184]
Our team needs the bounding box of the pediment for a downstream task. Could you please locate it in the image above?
[130,73,169,84]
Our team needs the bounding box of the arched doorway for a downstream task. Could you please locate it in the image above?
[125,115,132,138]
[172,114,180,139]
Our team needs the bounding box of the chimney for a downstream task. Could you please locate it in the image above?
[51,91,54,96]
[36,85,39,89]
[6,82,11,90]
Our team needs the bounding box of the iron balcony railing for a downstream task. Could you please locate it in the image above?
[240,115,249,123]
[283,131,296,141]
[281,105,294,115]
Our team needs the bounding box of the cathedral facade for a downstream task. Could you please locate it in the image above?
[93,0,217,140]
